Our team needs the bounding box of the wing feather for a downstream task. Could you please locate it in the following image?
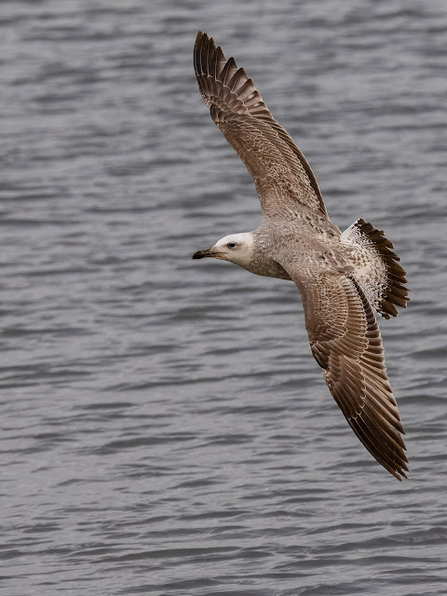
[289,270,408,480]
[194,31,327,218]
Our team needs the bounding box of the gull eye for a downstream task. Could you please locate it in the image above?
[227,242,237,249]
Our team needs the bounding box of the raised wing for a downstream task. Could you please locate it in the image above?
[194,31,328,219]
[290,269,408,480]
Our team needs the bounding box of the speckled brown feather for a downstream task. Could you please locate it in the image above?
[292,271,408,480]
[341,219,409,319]
[194,31,327,218]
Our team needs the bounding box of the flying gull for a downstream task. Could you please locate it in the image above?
[192,32,409,480]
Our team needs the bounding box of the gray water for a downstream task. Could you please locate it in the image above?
[1,1,447,594]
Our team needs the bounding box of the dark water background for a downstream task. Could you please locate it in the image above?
[1,1,447,594]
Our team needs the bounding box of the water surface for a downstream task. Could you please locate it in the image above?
[1,1,447,595]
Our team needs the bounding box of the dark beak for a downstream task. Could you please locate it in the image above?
[192,248,214,259]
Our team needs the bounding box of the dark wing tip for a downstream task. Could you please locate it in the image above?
[194,31,221,75]
[349,412,409,481]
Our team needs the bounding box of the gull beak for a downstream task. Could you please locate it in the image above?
[192,247,224,260]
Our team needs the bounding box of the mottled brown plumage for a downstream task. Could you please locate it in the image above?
[192,32,409,480]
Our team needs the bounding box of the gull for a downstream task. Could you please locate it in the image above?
[192,32,409,480]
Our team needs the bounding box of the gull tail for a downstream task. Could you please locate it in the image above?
[341,219,409,319]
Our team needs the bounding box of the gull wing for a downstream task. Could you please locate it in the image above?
[194,31,328,219]
[288,268,408,480]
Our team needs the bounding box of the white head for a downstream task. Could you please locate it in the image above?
[192,232,254,269]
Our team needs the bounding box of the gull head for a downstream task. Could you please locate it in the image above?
[192,232,254,269]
